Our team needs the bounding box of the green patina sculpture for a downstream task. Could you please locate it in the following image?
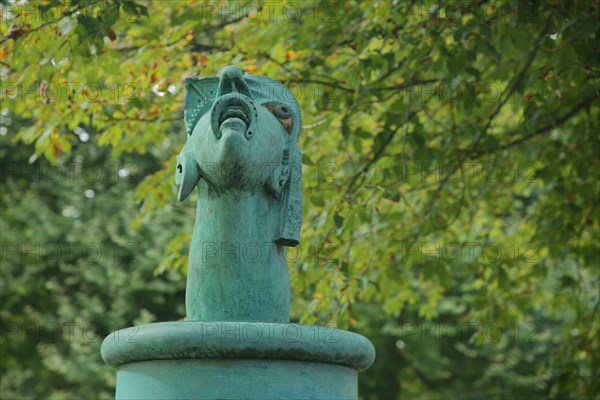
[102,66,374,399]
[175,65,302,322]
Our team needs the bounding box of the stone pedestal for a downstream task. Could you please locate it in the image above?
[102,322,375,399]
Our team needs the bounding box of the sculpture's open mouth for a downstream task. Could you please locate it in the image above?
[210,93,256,140]
[219,105,250,127]
[218,105,249,134]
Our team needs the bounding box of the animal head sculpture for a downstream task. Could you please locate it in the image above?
[175,65,302,247]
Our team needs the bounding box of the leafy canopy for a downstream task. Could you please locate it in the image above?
[1,0,598,398]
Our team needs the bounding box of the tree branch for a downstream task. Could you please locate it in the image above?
[287,78,353,93]
[420,16,552,219]
[372,78,440,92]
[1,4,90,45]
[344,110,419,198]
[113,7,249,53]
[472,92,599,158]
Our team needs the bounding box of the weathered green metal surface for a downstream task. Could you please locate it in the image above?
[102,322,375,371]
[115,359,357,400]
[101,65,375,399]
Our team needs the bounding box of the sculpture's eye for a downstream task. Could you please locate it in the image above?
[266,104,293,133]
[272,105,291,119]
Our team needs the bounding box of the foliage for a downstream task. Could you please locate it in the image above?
[0,131,186,399]
[1,0,599,398]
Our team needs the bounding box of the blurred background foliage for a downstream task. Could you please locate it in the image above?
[0,0,598,399]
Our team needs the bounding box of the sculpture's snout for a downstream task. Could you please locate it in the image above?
[217,66,253,98]
[210,67,258,140]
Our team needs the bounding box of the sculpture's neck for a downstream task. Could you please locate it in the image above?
[187,181,290,322]
[195,183,282,257]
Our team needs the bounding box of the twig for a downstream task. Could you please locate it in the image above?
[1,4,90,45]
[372,78,440,92]
[344,110,419,198]
[287,78,353,93]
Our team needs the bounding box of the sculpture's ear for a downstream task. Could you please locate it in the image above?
[184,77,219,137]
[274,143,302,247]
[176,152,201,201]
[267,149,290,199]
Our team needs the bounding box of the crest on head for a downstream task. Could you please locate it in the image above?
[181,67,303,247]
